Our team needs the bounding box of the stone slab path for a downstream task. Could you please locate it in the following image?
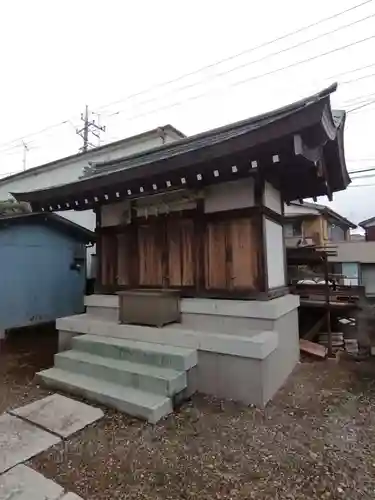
[0,394,103,499]
[9,394,104,438]
[0,414,61,474]
[0,464,64,500]
[0,465,84,500]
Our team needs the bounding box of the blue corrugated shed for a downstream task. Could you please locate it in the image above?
[0,212,95,331]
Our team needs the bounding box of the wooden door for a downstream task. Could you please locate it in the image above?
[228,218,258,290]
[204,220,228,289]
[137,221,164,286]
[204,217,258,291]
[117,232,131,286]
[100,233,118,287]
[167,218,195,287]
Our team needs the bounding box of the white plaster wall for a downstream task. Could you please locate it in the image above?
[204,178,255,213]
[264,181,281,214]
[265,218,285,289]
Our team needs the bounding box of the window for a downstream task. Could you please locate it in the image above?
[329,223,346,242]
[285,220,302,237]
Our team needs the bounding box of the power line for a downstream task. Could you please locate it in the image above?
[110,33,375,123]
[347,97,375,112]
[350,172,375,179]
[96,0,374,114]
[347,157,375,161]
[0,120,76,154]
[341,71,375,86]
[349,167,375,173]
[327,61,375,80]
[0,1,371,154]
[106,11,375,116]
[342,91,375,106]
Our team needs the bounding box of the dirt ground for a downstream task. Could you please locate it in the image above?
[2,328,375,499]
[0,325,53,413]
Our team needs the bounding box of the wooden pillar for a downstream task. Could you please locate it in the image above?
[94,206,102,293]
[323,252,333,357]
[128,202,139,288]
[194,199,205,293]
[254,173,267,294]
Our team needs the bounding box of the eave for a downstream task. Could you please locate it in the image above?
[13,84,350,212]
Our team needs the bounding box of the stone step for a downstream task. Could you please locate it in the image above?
[37,368,172,423]
[57,315,278,360]
[72,334,197,371]
[55,350,187,397]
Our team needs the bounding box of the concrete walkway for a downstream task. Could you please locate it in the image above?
[0,394,103,499]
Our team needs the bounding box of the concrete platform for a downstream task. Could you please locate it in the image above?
[57,315,278,359]
[55,294,300,409]
[0,465,63,500]
[84,294,300,325]
[9,394,104,438]
[0,414,61,473]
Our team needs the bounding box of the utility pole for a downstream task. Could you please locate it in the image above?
[22,140,29,171]
[76,105,106,153]
[82,105,89,153]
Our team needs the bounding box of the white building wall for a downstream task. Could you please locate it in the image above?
[0,129,183,276]
[101,178,256,226]
[265,218,285,289]
[264,181,282,214]
[328,241,375,263]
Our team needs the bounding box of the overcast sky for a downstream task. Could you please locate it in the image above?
[1,0,375,224]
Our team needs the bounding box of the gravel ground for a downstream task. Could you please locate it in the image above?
[2,329,375,499]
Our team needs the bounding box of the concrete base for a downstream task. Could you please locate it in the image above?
[195,310,299,406]
[84,294,300,334]
[63,294,301,407]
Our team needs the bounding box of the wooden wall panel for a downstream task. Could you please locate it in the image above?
[228,218,257,289]
[204,217,259,291]
[167,219,195,287]
[204,221,227,289]
[101,234,118,287]
[117,232,130,286]
[103,211,260,295]
[181,220,195,286]
[138,223,163,286]
[167,220,181,286]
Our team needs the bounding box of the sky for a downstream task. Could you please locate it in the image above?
[1,0,375,224]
